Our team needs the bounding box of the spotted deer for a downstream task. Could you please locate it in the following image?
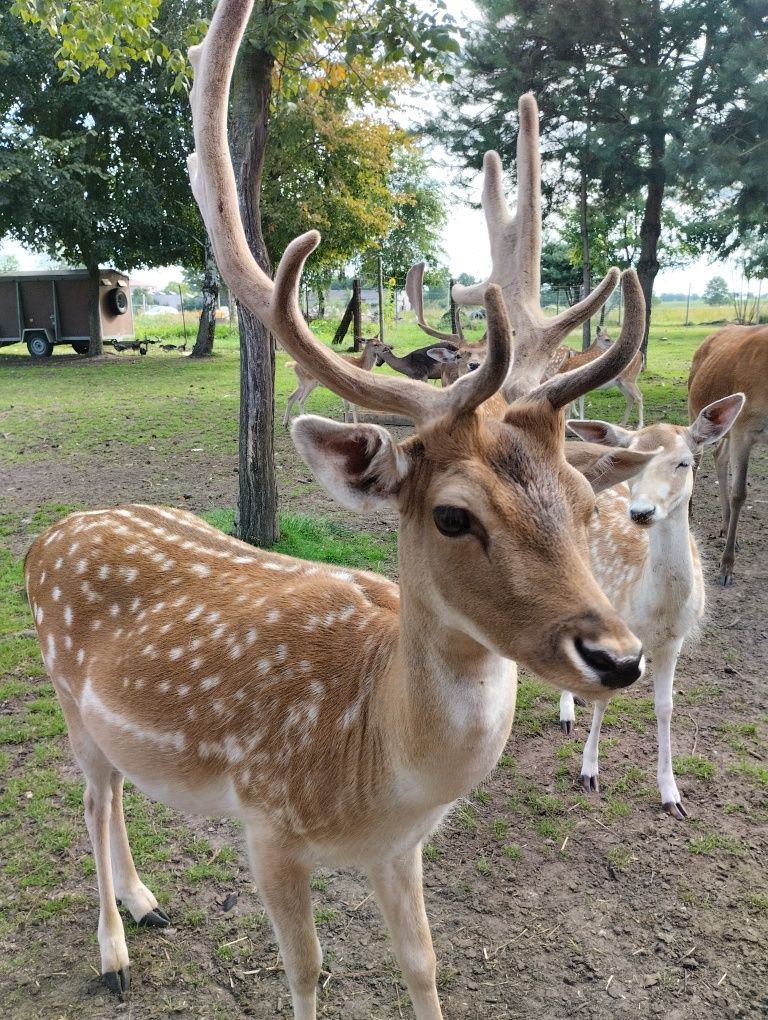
[24,5,647,1017]
[282,337,380,426]
[559,396,745,818]
[688,324,768,585]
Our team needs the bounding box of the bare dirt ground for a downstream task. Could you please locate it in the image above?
[1,428,766,1020]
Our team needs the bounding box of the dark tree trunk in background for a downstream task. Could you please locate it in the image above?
[231,43,279,546]
[191,236,219,358]
[636,139,666,364]
[86,261,104,357]
[316,286,325,319]
[580,168,592,351]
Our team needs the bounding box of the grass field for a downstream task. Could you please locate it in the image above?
[1,303,766,1019]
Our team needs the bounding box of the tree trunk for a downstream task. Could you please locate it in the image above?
[580,168,591,351]
[231,42,279,547]
[636,150,665,363]
[86,261,104,357]
[316,285,325,320]
[190,236,219,358]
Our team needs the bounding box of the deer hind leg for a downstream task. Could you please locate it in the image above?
[719,430,754,586]
[653,639,686,819]
[109,773,169,928]
[558,690,587,734]
[368,845,443,1020]
[246,833,321,1020]
[579,698,608,793]
[60,696,131,997]
[713,435,732,534]
[283,385,301,427]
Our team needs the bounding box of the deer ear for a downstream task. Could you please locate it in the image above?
[427,347,455,363]
[566,441,656,493]
[688,393,745,449]
[291,416,408,511]
[567,419,635,448]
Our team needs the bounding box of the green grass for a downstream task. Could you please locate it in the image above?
[686,833,743,857]
[205,509,397,572]
[672,755,716,781]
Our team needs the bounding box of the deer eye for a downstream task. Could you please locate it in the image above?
[676,461,692,470]
[433,506,471,537]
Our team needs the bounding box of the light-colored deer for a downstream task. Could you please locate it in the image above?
[23,7,648,1017]
[559,395,745,818]
[426,344,485,386]
[540,327,645,427]
[688,324,768,585]
[282,337,380,426]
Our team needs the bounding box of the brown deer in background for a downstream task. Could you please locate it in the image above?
[24,5,647,1015]
[688,324,768,585]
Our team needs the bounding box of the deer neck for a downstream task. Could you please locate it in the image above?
[382,583,517,807]
[639,503,697,603]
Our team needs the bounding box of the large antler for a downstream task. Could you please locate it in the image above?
[405,262,461,343]
[187,0,510,425]
[452,96,624,400]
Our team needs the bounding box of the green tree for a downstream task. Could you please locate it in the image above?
[703,276,731,306]
[0,252,20,272]
[433,0,768,356]
[0,1,204,355]
[15,0,457,545]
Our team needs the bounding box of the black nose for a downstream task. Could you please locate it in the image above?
[630,507,656,525]
[469,361,480,371]
[575,638,643,689]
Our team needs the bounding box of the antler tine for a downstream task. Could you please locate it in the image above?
[405,263,461,343]
[442,284,511,418]
[272,235,444,423]
[527,270,645,410]
[187,0,508,424]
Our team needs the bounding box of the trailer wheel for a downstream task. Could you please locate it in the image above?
[71,340,90,355]
[109,288,129,315]
[26,332,54,358]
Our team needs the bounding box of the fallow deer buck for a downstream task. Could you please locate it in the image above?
[24,5,648,1017]
[559,397,745,818]
[282,336,380,426]
[688,324,768,585]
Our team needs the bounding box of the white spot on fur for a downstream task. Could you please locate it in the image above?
[52,586,61,602]
[201,675,221,691]
[190,563,211,577]
[169,647,184,661]
[63,606,73,628]
[177,684,190,697]
[266,609,280,624]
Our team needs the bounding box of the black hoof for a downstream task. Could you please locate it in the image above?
[103,966,131,999]
[663,801,688,820]
[580,774,599,794]
[139,908,171,927]
[574,696,587,708]
[560,719,573,735]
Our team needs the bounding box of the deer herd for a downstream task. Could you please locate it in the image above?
[21,0,767,1015]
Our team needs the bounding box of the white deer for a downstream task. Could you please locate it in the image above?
[23,4,649,1016]
[560,396,745,817]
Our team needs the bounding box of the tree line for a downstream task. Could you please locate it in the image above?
[2,0,766,544]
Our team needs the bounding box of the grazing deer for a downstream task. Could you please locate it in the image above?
[559,395,745,818]
[282,337,380,426]
[24,9,647,1017]
[688,324,768,585]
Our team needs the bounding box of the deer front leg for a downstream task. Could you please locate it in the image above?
[579,698,608,793]
[653,639,686,818]
[368,845,442,1020]
[245,832,322,1020]
[559,690,588,734]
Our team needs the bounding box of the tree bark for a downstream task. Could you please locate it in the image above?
[580,167,591,351]
[636,139,665,363]
[190,235,219,358]
[231,41,279,547]
[86,261,104,357]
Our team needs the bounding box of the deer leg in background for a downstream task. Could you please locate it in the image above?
[719,430,754,585]
[109,773,169,927]
[712,435,732,536]
[245,836,322,1020]
[653,638,686,819]
[618,379,644,428]
[579,698,609,794]
[368,846,443,1020]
